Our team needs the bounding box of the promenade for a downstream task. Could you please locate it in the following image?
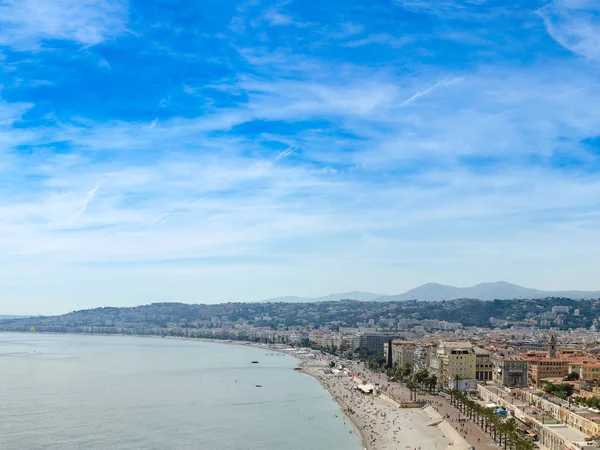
[337,359,498,449]
[301,358,463,450]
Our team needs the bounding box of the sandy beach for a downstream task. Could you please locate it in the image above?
[296,356,470,450]
[169,338,473,450]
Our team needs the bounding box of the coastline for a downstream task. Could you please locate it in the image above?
[292,358,368,449]
[246,342,471,450]
[233,341,468,450]
[297,359,369,450]
[1,332,468,450]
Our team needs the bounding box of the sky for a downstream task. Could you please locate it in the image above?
[1,0,600,315]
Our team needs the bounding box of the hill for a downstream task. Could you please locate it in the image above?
[261,291,381,303]
[375,281,600,302]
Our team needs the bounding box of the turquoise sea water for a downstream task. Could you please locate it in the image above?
[0,333,362,450]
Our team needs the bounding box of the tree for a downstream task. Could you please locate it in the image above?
[339,340,348,357]
[588,396,600,409]
[406,380,419,402]
[401,363,412,378]
[425,375,437,394]
[470,402,483,427]
[414,369,429,389]
[489,413,501,443]
[500,420,517,450]
[481,407,494,433]
[565,372,580,381]
[545,382,574,399]
[514,435,536,450]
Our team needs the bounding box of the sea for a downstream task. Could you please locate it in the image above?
[0,333,363,450]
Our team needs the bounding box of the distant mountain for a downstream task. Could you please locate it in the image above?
[0,315,32,320]
[260,283,600,303]
[261,291,381,303]
[375,281,600,302]
[261,295,314,303]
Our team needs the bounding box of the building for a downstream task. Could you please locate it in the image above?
[524,391,600,439]
[435,342,477,391]
[474,347,493,382]
[384,340,416,368]
[491,354,529,388]
[352,333,404,353]
[524,336,568,386]
[569,362,600,382]
[479,385,597,450]
[413,344,434,371]
[525,357,570,386]
[548,335,557,358]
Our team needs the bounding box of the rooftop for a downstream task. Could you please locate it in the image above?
[545,424,588,443]
[441,341,473,348]
[474,347,491,355]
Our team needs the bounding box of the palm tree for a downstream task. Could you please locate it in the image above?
[511,434,529,450]
[481,407,494,433]
[489,414,501,443]
[501,420,517,450]
[466,399,476,420]
[457,391,467,414]
[450,389,459,408]
[414,369,428,390]
[425,375,437,394]
[406,380,418,402]
[473,403,484,428]
[514,436,536,450]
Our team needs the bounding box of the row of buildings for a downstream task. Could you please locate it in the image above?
[382,336,600,449]
[384,340,529,390]
[384,335,600,391]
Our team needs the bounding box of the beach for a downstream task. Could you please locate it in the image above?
[302,361,469,450]
[292,352,471,450]
[168,338,473,450]
[25,334,472,450]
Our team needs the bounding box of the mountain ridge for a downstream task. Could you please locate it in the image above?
[261,291,381,303]
[259,282,600,303]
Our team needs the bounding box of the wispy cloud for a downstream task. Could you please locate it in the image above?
[275,148,295,160]
[68,183,101,225]
[400,77,464,106]
[262,8,294,26]
[394,0,491,18]
[344,34,412,48]
[2,0,600,313]
[0,0,128,50]
[538,0,600,61]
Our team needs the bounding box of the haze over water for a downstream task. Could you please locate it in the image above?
[0,333,362,450]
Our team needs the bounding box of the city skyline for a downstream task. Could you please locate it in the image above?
[4,280,600,316]
[1,0,600,314]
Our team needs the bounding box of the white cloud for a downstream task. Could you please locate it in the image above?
[394,0,490,17]
[262,8,294,26]
[539,0,600,61]
[0,0,128,50]
[344,34,413,48]
[400,77,464,106]
[68,183,101,225]
[3,38,600,311]
[275,148,295,160]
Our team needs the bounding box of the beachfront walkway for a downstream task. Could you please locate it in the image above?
[432,397,499,449]
[342,361,498,449]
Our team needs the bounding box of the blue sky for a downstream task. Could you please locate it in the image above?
[1,0,600,314]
